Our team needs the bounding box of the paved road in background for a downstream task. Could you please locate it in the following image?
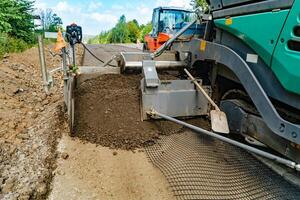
[83,44,142,66]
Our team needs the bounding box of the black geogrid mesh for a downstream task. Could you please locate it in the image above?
[145,131,300,200]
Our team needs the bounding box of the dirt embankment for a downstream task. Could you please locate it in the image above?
[0,45,83,200]
[74,74,184,150]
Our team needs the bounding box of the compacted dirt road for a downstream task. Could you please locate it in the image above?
[49,134,173,200]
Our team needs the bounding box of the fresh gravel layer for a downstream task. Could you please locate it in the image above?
[73,74,184,150]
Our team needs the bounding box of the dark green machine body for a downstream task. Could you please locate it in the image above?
[214,0,300,95]
[172,0,300,162]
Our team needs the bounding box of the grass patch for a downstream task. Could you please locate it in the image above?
[0,33,33,58]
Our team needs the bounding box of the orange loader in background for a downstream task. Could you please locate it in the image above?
[143,7,204,52]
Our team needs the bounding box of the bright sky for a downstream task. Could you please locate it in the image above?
[34,0,193,35]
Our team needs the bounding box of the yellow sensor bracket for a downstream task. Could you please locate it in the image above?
[225,18,233,25]
[200,40,207,52]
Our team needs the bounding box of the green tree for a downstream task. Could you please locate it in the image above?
[139,22,152,43]
[89,16,151,44]
[0,0,38,58]
[98,31,108,44]
[91,31,111,44]
[110,15,130,43]
[191,0,209,11]
[49,14,63,31]
[0,0,15,32]
[127,20,140,43]
[0,0,35,43]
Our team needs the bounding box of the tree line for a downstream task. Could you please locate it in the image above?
[0,0,63,58]
[88,15,152,44]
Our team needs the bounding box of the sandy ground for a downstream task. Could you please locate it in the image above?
[49,134,174,200]
[48,44,175,200]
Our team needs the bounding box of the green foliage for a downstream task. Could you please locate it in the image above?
[0,0,38,58]
[110,15,130,43]
[139,23,152,43]
[88,31,111,44]
[191,0,209,11]
[100,31,112,44]
[0,0,35,43]
[50,14,63,31]
[89,15,153,44]
[0,0,62,58]
[0,33,31,58]
[87,36,98,44]
[127,20,140,43]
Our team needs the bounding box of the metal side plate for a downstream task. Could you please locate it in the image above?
[141,79,210,120]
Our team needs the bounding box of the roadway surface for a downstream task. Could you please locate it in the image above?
[50,44,300,200]
[48,44,174,200]
[82,44,142,66]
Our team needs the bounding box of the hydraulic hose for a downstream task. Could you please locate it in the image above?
[80,43,117,67]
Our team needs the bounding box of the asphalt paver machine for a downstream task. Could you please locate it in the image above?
[119,0,300,168]
[40,0,300,171]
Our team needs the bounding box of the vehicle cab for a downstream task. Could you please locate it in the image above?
[144,7,203,52]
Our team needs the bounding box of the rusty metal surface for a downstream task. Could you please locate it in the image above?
[145,131,300,200]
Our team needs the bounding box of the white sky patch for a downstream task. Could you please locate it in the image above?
[54,1,74,12]
[88,1,103,11]
[35,3,47,11]
[34,0,194,35]
[130,6,152,24]
[111,4,125,10]
[90,13,118,24]
[155,0,193,9]
[108,3,152,25]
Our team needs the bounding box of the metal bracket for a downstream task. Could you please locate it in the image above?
[220,99,300,162]
[190,39,300,144]
[141,79,210,120]
[142,60,160,88]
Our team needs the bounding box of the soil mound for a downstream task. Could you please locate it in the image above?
[74,74,183,150]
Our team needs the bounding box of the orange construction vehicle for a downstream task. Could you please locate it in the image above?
[144,7,200,52]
